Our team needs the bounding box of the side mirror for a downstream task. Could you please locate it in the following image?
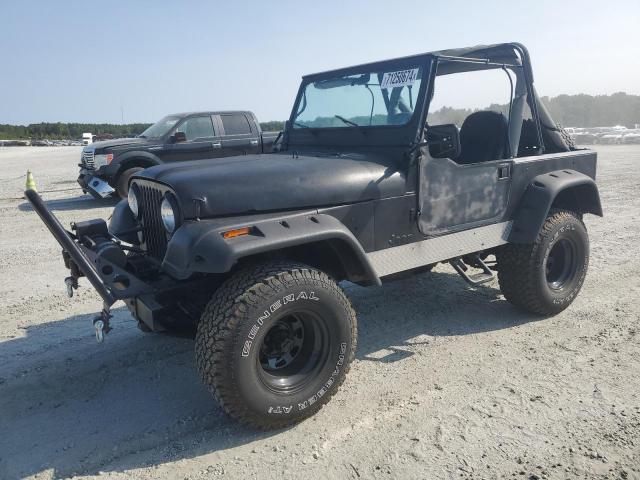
[427,124,460,159]
[171,131,187,143]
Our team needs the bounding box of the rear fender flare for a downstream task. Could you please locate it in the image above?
[162,213,381,286]
[508,169,602,243]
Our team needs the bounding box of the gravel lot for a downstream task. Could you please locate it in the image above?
[0,146,639,480]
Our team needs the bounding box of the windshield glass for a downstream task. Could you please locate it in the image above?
[139,115,180,139]
[292,65,424,129]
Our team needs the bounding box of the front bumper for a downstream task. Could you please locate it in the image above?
[78,169,115,198]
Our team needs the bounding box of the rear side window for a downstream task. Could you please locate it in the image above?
[221,114,252,135]
[176,116,215,140]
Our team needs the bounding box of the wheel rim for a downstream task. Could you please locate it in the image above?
[545,238,577,290]
[257,311,329,394]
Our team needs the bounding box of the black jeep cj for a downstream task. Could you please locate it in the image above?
[27,43,602,429]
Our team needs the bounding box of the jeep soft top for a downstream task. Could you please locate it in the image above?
[27,42,601,429]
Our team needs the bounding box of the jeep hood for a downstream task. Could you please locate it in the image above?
[136,152,405,218]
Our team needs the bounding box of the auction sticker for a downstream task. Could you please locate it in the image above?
[380,68,419,89]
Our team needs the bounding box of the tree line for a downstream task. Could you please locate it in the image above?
[0,121,287,140]
[0,122,152,140]
[542,92,640,128]
[1,92,638,140]
[428,92,640,128]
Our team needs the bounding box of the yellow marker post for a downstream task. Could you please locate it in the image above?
[25,170,37,192]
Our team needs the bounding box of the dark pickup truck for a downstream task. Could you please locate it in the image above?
[78,111,279,198]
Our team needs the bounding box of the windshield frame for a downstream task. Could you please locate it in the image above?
[288,55,432,137]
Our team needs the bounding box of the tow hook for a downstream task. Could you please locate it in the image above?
[64,276,78,298]
[93,302,112,344]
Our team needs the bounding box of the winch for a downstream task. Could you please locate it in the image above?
[72,219,127,268]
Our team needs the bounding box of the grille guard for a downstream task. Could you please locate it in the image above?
[25,189,154,307]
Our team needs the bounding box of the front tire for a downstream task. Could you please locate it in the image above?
[195,261,357,429]
[116,167,144,199]
[496,209,589,315]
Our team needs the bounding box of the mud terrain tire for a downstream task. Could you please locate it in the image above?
[497,209,589,315]
[195,261,357,429]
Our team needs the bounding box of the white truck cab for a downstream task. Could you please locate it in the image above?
[82,133,93,145]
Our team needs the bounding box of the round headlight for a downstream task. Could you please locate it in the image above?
[161,195,178,233]
[128,186,139,218]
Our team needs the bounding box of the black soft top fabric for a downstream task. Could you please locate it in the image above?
[432,44,522,76]
[304,43,523,80]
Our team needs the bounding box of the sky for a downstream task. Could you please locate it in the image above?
[1,0,638,125]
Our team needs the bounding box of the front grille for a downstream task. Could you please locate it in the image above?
[82,150,95,169]
[136,182,169,260]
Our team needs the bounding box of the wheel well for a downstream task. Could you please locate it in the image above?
[551,184,602,217]
[239,239,374,285]
[118,157,155,175]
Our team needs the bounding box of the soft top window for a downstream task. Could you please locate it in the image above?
[292,65,424,129]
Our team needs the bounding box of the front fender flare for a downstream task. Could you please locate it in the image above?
[108,199,139,245]
[162,212,381,286]
[509,169,602,243]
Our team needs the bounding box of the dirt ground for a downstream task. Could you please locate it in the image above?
[0,145,638,480]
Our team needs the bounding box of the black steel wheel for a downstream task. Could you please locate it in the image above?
[257,312,331,394]
[497,209,589,315]
[545,238,579,290]
[195,261,357,429]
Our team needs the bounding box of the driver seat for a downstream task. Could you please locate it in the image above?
[455,111,509,164]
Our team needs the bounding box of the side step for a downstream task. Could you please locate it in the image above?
[450,256,495,286]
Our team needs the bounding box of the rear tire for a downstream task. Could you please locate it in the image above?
[116,167,144,199]
[195,261,357,429]
[496,209,589,315]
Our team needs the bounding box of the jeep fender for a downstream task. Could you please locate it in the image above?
[162,212,381,286]
[509,169,602,243]
[108,199,140,245]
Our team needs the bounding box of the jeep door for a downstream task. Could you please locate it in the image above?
[163,115,222,163]
[419,154,512,234]
[418,64,521,235]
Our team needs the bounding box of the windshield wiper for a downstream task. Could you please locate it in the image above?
[293,122,310,129]
[334,115,361,128]
[137,134,147,138]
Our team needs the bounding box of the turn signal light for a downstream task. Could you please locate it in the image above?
[222,227,251,239]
